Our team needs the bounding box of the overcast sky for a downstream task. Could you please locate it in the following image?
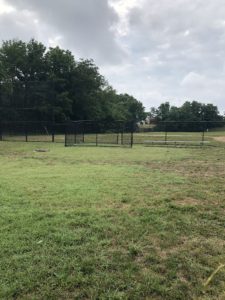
[0,0,225,112]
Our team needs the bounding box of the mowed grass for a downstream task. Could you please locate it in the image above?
[0,140,225,299]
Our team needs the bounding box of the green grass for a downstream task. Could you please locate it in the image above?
[0,140,225,299]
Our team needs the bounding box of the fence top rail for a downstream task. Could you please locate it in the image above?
[144,140,210,143]
[0,121,66,125]
[154,121,225,124]
[69,120,134,124]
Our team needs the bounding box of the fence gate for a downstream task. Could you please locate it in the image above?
[65,120,134,148]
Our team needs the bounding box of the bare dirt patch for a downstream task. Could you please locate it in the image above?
[173,197,200,207]
[143,160,225,178]
[213,136,225,142]
[156,236,225,260]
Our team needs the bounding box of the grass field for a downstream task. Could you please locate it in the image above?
[0,138,225,299]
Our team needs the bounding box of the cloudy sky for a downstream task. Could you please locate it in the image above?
[0,0,225,112]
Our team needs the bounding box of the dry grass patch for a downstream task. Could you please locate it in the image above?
[213,136,225,142]
[173,197,200,207]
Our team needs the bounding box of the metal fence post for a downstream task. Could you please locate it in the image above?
[201,122,205,146]
[165,123,168,145]
[95,122,98,146]
[0,122,2,141]
[131,131,134,148]
[25,122,28,142]
[52,123,55,143]
[64,123,67,147]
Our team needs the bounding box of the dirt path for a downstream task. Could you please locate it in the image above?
[213,136,225,142]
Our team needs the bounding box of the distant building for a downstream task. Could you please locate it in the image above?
[145,115,151,124]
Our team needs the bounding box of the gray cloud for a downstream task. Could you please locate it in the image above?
[1,0,225,112]
[102,0,225,111]
[1,0,125,63]
[0,9,38,41]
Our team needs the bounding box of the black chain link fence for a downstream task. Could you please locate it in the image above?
[65,120,135,147]
[0,120,224,148]
[0,122,65,143]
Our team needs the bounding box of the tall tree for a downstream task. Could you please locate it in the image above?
[0,39,145,123]
[150,101,223,131]
[45,47,76,122]
[70,59,106,120]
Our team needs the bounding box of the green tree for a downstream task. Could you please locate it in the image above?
[152,101,223,131]
[70,59,106,120]
[0,39,145,123]
[0,39,47,120]
[45,46,76,121]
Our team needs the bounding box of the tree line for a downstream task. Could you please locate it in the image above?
[0,39,224,131]
[148,101,224,131]
[0,39,145,123]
